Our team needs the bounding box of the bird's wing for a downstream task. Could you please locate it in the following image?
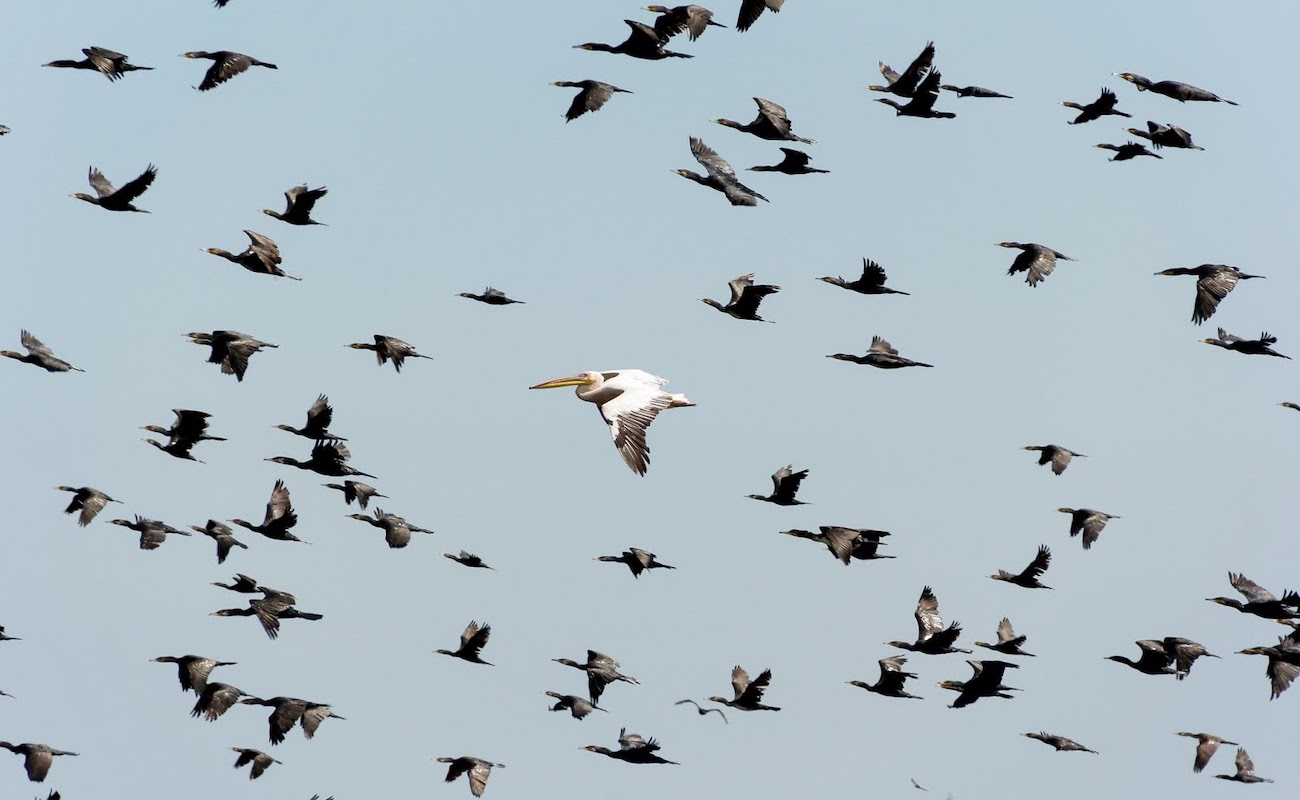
[753,97,792,132]
[1236,748,1254,776]
[300,705,335,738]
[243,230,282,263]
[113,164,156,203]
[26,750,54,782]
[910,70,943,112]
[774,467,807,502]
[896,42,935,93]
[20,330,53,357]
[730,665,751,697]
[265,479,294,524]
[307,394,334,430]
[878,61,901,86]
[996,618,1018,643]
[869,336,898,355]
[443,757,470,783]
[727,273,756,305]
[200,53,253,91]
[597,384,675,476]
[78,491,110,526]
[1024,545,1051,580]
[1193,270,1238,324]
[625,19,665,47]
[691,137,736,179]
[88,167,116,198]
[468,762,493,797]
[577,82,617,117]
[1194,738,1219,773]
[464,621,491,654]
[859,258,888,288]
[1230,572,1276,604]
[915,587,943,638]
[776,148,811,169]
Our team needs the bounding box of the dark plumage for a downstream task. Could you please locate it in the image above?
[458,287,524,305]
[847,655,922,700]
[584,729,679,765]
[347,508,433,549]
[1202,328,1290,359]
[547,691,604,720]
[323,480,386,509]
[437,756,504,797]
[553,80,632,121]
[887,586,971,655]
[780,527,893,565]
[1107,637,1219,679]
[828,335,933,368]
[714,97,814,143]
[44,47,152,81]
[1061,88,1129,124]
[875,70,954,118]
[212,585,324,640]
[1215,749,1273,783]
[268,439,376,479]
[747,147,828,174]
[263,184,327,225]
[999,242,1074,287]
[1237,627,1300,699]
[1022,732,1097,754]
[1096,142,1161,161]
[1113,73,1237,105]
[974,618,1035,657]
[645,5,724,40]
[239,697,344,745]
[938,660,1020,708]
[675,698,728,722]
[1155,265,1262,325]
[1127,121,1204,150]
[819,258,908,295]
[275,395,345,440]
[707,665,780,711]
[940,84,1012,98]
[868,42,935,97]
[436,620,493,665]
[736,0,782,32]
[444,551,494,570]
[205,229,298,280]
[70,164,156,212]
[108,515,191,550]
[596,548,675,577]
[183,50,277,91]
[0,743,78,783]
[2,330,82,372]
[676,137,768,206]
[152,655,235,694]
[142,408,225,462]
[1058,507,1119,550]
[211,573,261,593]
[189,682,248,721]
[346,334,432,372]
[230,479,307,543]
[191,520,249,563]
[1023,444,1084,475]
[701,273,780,321]
[1177,732,1239,773]
[56,485,118,526]
[747,464,809,505]
[186,330,278,381]
[989,545,1053,589]
[1207,572,1300,619]
[573,20,691,60]
[553,650,639,705]
[231,748,281,780]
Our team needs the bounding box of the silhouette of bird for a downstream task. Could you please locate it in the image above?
[347,508,433,548]
[736,0,783,32]
[1202,328,1290,359]
[1176,732,1239,773]
[644,5,725,41]
[875,70,954,118]
[230,480,307,543]
[888,586,971,655]
[263,184,327,225]
[938,660,1021,708]
[552,80,632,121]
[974,618,1035,657]
[205,230,298,280]
[444,551,494,570]
[43,47,152,81]
[829,335,933,368]
[182,50,277,91]
[1155,265,1262,324]
[3,330,83,372]
[239,697,345,745]
[701,273,780,321]
[70,164,155,212]
[108,515,191,550]
[941,84,1012,98]
[0,743,78,783]
[1058,507,1120,549]
[1207,572,1300,620]
[1061,88,1129,124]
[708,665,780,711]
[437,621,493,665]
[675,137,768,206]
[868,42,935,97]
[56,486,118,526]
[231,748,281,780]
[346,334,432,372]
[747,464,809,505]
[458,287,524,305]
[553,650,639,704]
[675,698,728,722]
[1215,749,1273,783]
[818,258,909,295]
[546,691,604,720]
[275,395,345,440]
[573,20,691,60]
[989,545,1053,589]
[1113,72,1237,105]
[436,756,504,797]
[999,242,1074,287]
[151,655,235,694]
[713,97,814,143]
[1096,141,1162,161]
[190,682,249,721]
[847,655,923,700]
[186,330,278,381]
[323,480,385,509]
[583,729,679,764]
[596,548,675,577]
[1022,732,1097,754]
[747,148,828,175]
[1023,445,1084,475]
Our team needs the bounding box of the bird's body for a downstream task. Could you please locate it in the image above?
[1023,444,1083,475]
[347,334,431,372]
[3,330,82,372]
[702,273,780,321]
[192,520,248,563]
[108,515,190,550]
[781,526,893,565]
[1215,749,1272,783]
[1114,73,1237,105]
[1023,732,1097,754]
[231,748,281,780]
[553,650,639,704]
[0,743,78,783]
[597,548,675,577]
[940,84,1012,98]
[152,655,235,694]
[990,545,1053,589]
[1058,507,1119,549]
[1156,265,1262,325]
[1203,328,1290,359]
[1208,572,1300,620]
[584,729,679,764]
[875,70,954,118]
[1127,121,1204,150]
[868,42,935,97]
[1177,732,1238,773]
[974,618,1035,657]
[44,47,152,81]
[646,5,724,41]
[187,330,278,381]
[142,408,225,462]
[1096,142,1161,161]
[553,80,631,122]
[714,97,814,143]
[276,395,345,440]
[436,620,493,665]
[999,242,1074,287]
[888,586,971,655]
[183,50,277,91]
[819,258,909,295]
[239,696,344,745]
[1107,637,1218,679]
[212,585,323,640]
[70,164,155,212]
[708,665,780,711]
[747,147,828,174]
[829,335,933,368]
[676,137,768,206]
[437,756,504,797]
[268,439,375,479]
[938,660,1020,708]
[547,691,604,720]
[56,485,118,526]
[574,20,691,60]
[1237,628,1300,699]
[206,230,298,280]
[1061,88,1129,124]
[263,184,327,225]
[748,464,809,505]
[848,655,922,699]
[459,287,524,305]
[347,508,433,548]
[230,479,306,543]
[323,480,385,509]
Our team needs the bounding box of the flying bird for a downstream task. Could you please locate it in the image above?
[205,230,299,280]
[0,743,78,783]
[458,287,524,305]
[230,479,306,543]
[275,395,346,440]
[1061,88,1129,124]
[546,691,604,720]
[323,480,386,509]
[108,515,191,550]
[941,84,1012,98]
[186,330,278,382]
[875,70,955,118]
[868,42,935,97]
[182,50,277,91]
[346,334,432,372]
[1022,732,1097,754]
[645,5,725,40]
[231,748,281,780]
[999,242,1074,287]
[1202,328,1290,359]
[974,618,1035,657]
[2,330,83,372]
[1236,628,1300,699]
[748,464,809,505]
[151,655,235,694]
[736,0,783,32]
[713,97,815,143]
[1023,444,1084,475]
[701,273,780,321]
[747,147,828,175]
[676,137,768,206]
[1058,507,1120,549]
[847,655,923,700]
[1176,732,1239,773]
[190,682,249,721]
[596,548,675,578]
[239,697,344,745]
[444,551,494,570]
[43,47,152,80]
[828,335,933,368]
[938,660,1020,708]
[989,545,1053,589]
[191,520,248,563]
[675,698,728,722]
[553,80,632,122]
[553,650,639,704]
[56,485,118,526]
[263,184,328,225]
[1214,749,1273,784]
[888,586,971,655]
[1127,121,1204,150]
[583,729,678,764]
[819,258,909,295]
[267,439,376,479]
[1155,265,1262,325]
[1107,637,1218,679]
[347,508,433,549]
[573,20,692,59]
[1113,72,1237,105]
[1095,142,1162,161]
[436,756,504,797]
[708,665,780,711]
[780,526,892,565]
[436,620,494,665]
[1207,573,1300,619]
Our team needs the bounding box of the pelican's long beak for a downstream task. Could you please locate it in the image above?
[529,374,594,390]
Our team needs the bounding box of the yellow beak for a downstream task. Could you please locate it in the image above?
[529,374,593,390]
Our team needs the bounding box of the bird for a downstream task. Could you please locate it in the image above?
[645,5,724,40]
[458,287,524,305]
[1126,121,1204,150]
[675,136,768,206]
[529,369,694,475]
[275,395,345,440]
[1176,732,1239,773]
[323,480,386,509]
[940,84,1012,98]
[436,621,493,665]
[847,655,923,700]
[436,756,504,797]
[186,330,278,382]
[1096,142,1162,161]
[867,42,935,97]
[747,147,828,175]
[205,230,299,280]
[0,743,78,783]
[1202,328,1290,359]
[1113,73,1237,105]
[182,50,277,91]
[736,0,782,32]
[211,573,260,593]
[70,163,156,212]
[1155,265,1263,325]
[1208,573,1300,619]
[583,729,679,764]
[888,586,971,655]
[999,242,1074,287]
[938,660,1021,708]
[708,665,780,711]
[1282,402,1300,412]
[262,184,328,225]
[142,408,225,461]
[43,47,152,81]
[152,655,235,694]
[675,698,728,722]
[1061,88,1130,124]
[1215,749,1273,783]
[828,335,933,368]
[989,545,1053,589]
[1058,507,1119,550]
[875,69,955,118]
[1107,638,1219,679]
[0,124,8,135]
[1237,628,1300,699]
[818,258,909,295]
[596,548,675,577]
[747,464,809,505]
[780,527,893,565]
[0,626,19,641]
[552,650,639,704]
[267,439,376,479]
[701,273,780,321]
[713,97,815,143]
[546,691,604,720]
[212,585,324,640]
[230,479,307,543]
[974,618,1035,657]
[573,20,691,60]
[191,520,249,563]
[1023,444,1084,475]
[1022,732,1098,754]
[231,748,281,780]
[444,551,494,570]
[347,508,433,548]
[55,486,118,526]
[239,697,344,745]
[346,334,432,372]
[189,682,249,721]
[552,80,632,122]
[108,515,191,550]
[2,330,83,372]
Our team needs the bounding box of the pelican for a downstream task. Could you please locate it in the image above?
[529,370,694,475]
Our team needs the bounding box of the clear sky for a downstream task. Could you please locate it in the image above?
[2,1,1297,797]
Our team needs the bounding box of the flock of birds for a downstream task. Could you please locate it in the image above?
[3,2,1294,798]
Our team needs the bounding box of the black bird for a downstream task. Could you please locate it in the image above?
[56,485,118,526]
[143,408,225,462]
[2,330,82,372]
[974,618,1035,657]
[584,729,679,764]
[444,551,494,570]
[44,47,152,81]
[230,479,306,543]
[675,698,728,722]
[1215,749,1273,783]
[1113,73,1237,105]
[868,42,935,97]
[781,527,893,566]
[268,439,376,479]
[573,20,691,60]
[938,660,1020,708]
[182,50,277,91]
[747,464,809,505]
[0,626,18,641]
[848,655,923,699]
[819,258,909,295]
[1237,628,1300,699]
[1022,732,1097,754]
[999,242,1074,287]
[888,586,971,655]
[0,743,78,783]
[941,84,1012,98]
[736,0,782,32]
[676,137,768,206]
[1061,88,1129,124]
[239,697,344,745]
[347,508,433,549]
[108,515,191,550]
[1127,121,1204,150]
[323,480,386,509]
[211,573,261,593]
[191,520,249,563]
[70,164,155,212]
[1096,141,1161,161]
[596,548,675,577]
[1203,328,1290,359]
[1107,638,1218,679]
[1177,732,1239,773]
[1208,573,1300,619]
[748,147,828,175]
[875,70,954,118]
[701,273,780,321]
[190,682,248,721]
[553,650,639,704]
[547,691,604,720]
[275,395,345,440]
[829,335,933,368]
[1155,265,1262,325]
[346,334,431,372]
[436,621,493,665]
[458,287,524,305]
[231,748,281,780]
[436,756,504,797]
[212,585,324,640]
[263,185,327,225]
[1283,402,1300,412]
[714,97,814,143]
[205,230,299,280]
[552,80,631,122]
[645,5,724,40]
[990,545,1053,589]
[0,125,8,135]
[187,330,278,382]
[1023,444,1084,475]
[1058,507,1120,550]
[152,655,235,694]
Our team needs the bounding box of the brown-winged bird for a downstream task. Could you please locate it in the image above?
[70,164,155,212]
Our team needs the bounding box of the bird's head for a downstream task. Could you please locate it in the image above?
[936,680,965,691]
[705,696,728,705]
[69,193,97,203]
[529,372,597,390]
[1235,647,1269,656]
[181,52,206,59]
[107,519,131,527]
[151,656,178,663]
[264,457,293,466]
[572,44,599,51]
[846,680,869,689]
[997,242,1022,249]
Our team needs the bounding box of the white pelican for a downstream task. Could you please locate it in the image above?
[529,370,694,475]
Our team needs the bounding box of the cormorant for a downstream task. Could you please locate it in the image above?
[747,147,828,174]
[675,698,728,721]
[868,42,935,97]
[1215,749,1273,783]
[781,527,893,565]
[975,618,1035,657]
[645,5,724,40]
[888,586,971,655]
[231,748,281,780]
[436,621,493,665]
[1059,507,1120,549]
[1207,573,1300,620]
[211,573,261,593]
[0,626,18,642]
[1022,732,1097,754]
[940,84,1012,98]
[676,137,768,206]
[347,508,433,549]
[847,655,922,699]
[1203,328,1290,359]
[230,479,306,543]
[2,330,82,372]
[108,515,191,550]
[547,691,604,720]
[1127,121,1204,150]
[205,230,298,280]
[819,258,908,295]
[596,548,675,577]
[707,665,780,711]
[573,21,691,60]
[191,520,248,563]
[444,551,494,570]
[458,287,524,305]
[552,80,632,122]
[553,650,639,704]
[1113,73,1237,105]
[1023,444,1084,475]
[182,50,277,91]
[938,660,1020,708]
[583,729,679,764]
[989,545,1053,589]
[436,756,504,797]
[190,682,248,721]
[1096,142,1161,161]
[747,464,809,505]
[1155,265,1262,325]
[239,697,344,744]
[186,330,278,381]
[0,743,78,783]
[70,164,155,212]
[263,184,327,225]
[701,273,779,321]
[1061,88,1129,124]
[1176,732,1239,773]
[152,655,235,694]
[142,408,225,462]
[828,335,933,368]
[56,485,118,526]
[267,439,376,479]
[346,334,432,372]
[875,70,954,118]
[1107,638,1218,679]
[323,480,386,509]
[999,242,1074,287]
[212,585,324,640]
[1237,628,1300,699]
[713,97,814,143]
[276,395,345,440]
[43,47,152,81]
[736,0,782,32]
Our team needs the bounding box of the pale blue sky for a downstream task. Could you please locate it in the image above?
[2,1,1297,797]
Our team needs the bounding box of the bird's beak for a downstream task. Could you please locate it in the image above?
[529,374,594,390]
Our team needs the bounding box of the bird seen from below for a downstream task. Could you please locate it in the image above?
[186,330,278,382]
[458,287,524,305]
[1107,637,1218,679]
[1113,72,1237,105]
[780,526,893,565]
[1096,141,1161,161]
[1155,264,1261,324]
[70,163,156,212]
[211,573,260,593]
[205,230,298,280]
[347,508,433,549]
[596,547,675,577]
[189,682,248,721]
[999,241,1074,287]
[2,330,83,372]
[262,184,327,225]
[56,485,118,526]
[939,660,1021,708]
[151,655,235,694]
[819,258,909,295]
[1176,732,1239,773]
[552,650,639,704]
[1202,328,1290,359]
[974,618,1035,657]
[888,585,971,655]
[239,696,344,745]
[108,515,191,550]
[747,147,828,174]
[1061,88,1129,124]
[676,136,768,206]
[191,520,248,563]
[1236,628,1300,699]
[436,620,493,666]
[868,41,935,97]
[231,748,280,780]
[990,545,1053,589]
[875,70,954,118]
[211,585,324,640]
[1023,444,1084,475]
[1058,507,1119,550]
[436,756,504,797]
[546,691,604,720]
[645,5,724,41]
[346,334,432,372]
[1207,572,1300,620]
[323,480,385,509]
[1214,749,1272,783]
[701,273,780,321]
[275,395,345,440]
[573,20,691,60]
[714,97,815,143]
[1022,732,1098,754]
[0,626,18,642]
[675,698,728,722]
[553,80,631,122]
[828,335,933,368]
[230,479,306,543]
[748,464,809,505]
[0,742,78,783]
[43,47,152,81]
[182,50,277,91]
[847,655,923,700]
[267,439,376,479]
[584,729,679,764]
